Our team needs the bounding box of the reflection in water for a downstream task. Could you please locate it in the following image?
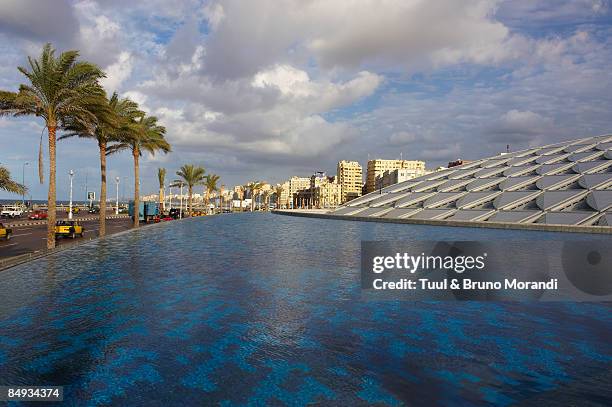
[0,213,610,405]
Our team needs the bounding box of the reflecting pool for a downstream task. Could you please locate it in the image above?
[0,213,610,405]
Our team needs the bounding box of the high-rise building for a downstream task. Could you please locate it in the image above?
[337,160,363,203]
[366,159,425,193]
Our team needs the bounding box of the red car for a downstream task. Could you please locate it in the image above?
[161,216,174,221]
[29,210,48,220]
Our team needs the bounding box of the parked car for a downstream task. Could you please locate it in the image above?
[88,206,100,214]
[28,210,48,220]
[55,220,84,239]
[161,216,174,221]
[0,223,12,240]
[1,205,24,218]
[168,208,185,219]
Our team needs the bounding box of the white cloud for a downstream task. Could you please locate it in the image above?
[100,52,133,92]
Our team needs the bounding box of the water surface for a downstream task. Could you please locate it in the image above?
[0,213,610,405]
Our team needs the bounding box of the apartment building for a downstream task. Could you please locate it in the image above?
[365,159,425,193]
[337,160,363,204]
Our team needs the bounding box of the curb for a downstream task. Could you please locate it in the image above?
[271,210,612,235]
[3,215,129,228]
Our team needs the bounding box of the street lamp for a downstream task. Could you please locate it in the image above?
[22,162,29,206]
[115,176,120,215]
[179,181,184,219]
[68,169,75,220]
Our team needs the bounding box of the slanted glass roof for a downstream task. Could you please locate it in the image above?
[331,136,612,228]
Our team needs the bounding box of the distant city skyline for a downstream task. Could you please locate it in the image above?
[1,0,612,200]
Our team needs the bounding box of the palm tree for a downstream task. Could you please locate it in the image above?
[158,168,166,213]
[274,184,284,209]
[262,189,271,211]
[176,164,206,216]
[204,174,220,213]
[61,91,137,237]
[0,43,106,248]
[0,166,26,195]
[108,114,170,228]
[246,181,263,212]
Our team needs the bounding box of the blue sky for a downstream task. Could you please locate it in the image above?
[1,0,612,200]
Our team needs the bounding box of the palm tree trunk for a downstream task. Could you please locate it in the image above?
[47,125,57,249]
[159,187,164,212]
[99,141,107,237]
[188,186,193,216]
[133,148,140,228]
[205,190,210,213]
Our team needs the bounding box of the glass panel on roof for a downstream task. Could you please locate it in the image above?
[586,190,612,211]
[503,165,540,177]
[568,150,605,162]
[408,208,456,220]
[493,191,541,210]
[536,162,575,175]
[535,175,580,190]
[381,208,422,219]
[488,210,543,223]
[447,209,495,222]
[357,207,394,217]
[535,154,569,164]
[572,160,612,174]
[423,192,466,208]
[394,192,437,208]
[536,190,589,211]
[456,191,501,209]
[466,177,504,191]
[500,176,540,191]
[537,212,596,225]
[578,173,612,189]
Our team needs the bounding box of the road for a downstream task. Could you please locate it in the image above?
[0,216,135,259]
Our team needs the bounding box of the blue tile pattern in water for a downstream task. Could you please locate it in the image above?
[0,213,610,406]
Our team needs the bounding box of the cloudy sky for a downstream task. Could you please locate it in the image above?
[1,0,611,200]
